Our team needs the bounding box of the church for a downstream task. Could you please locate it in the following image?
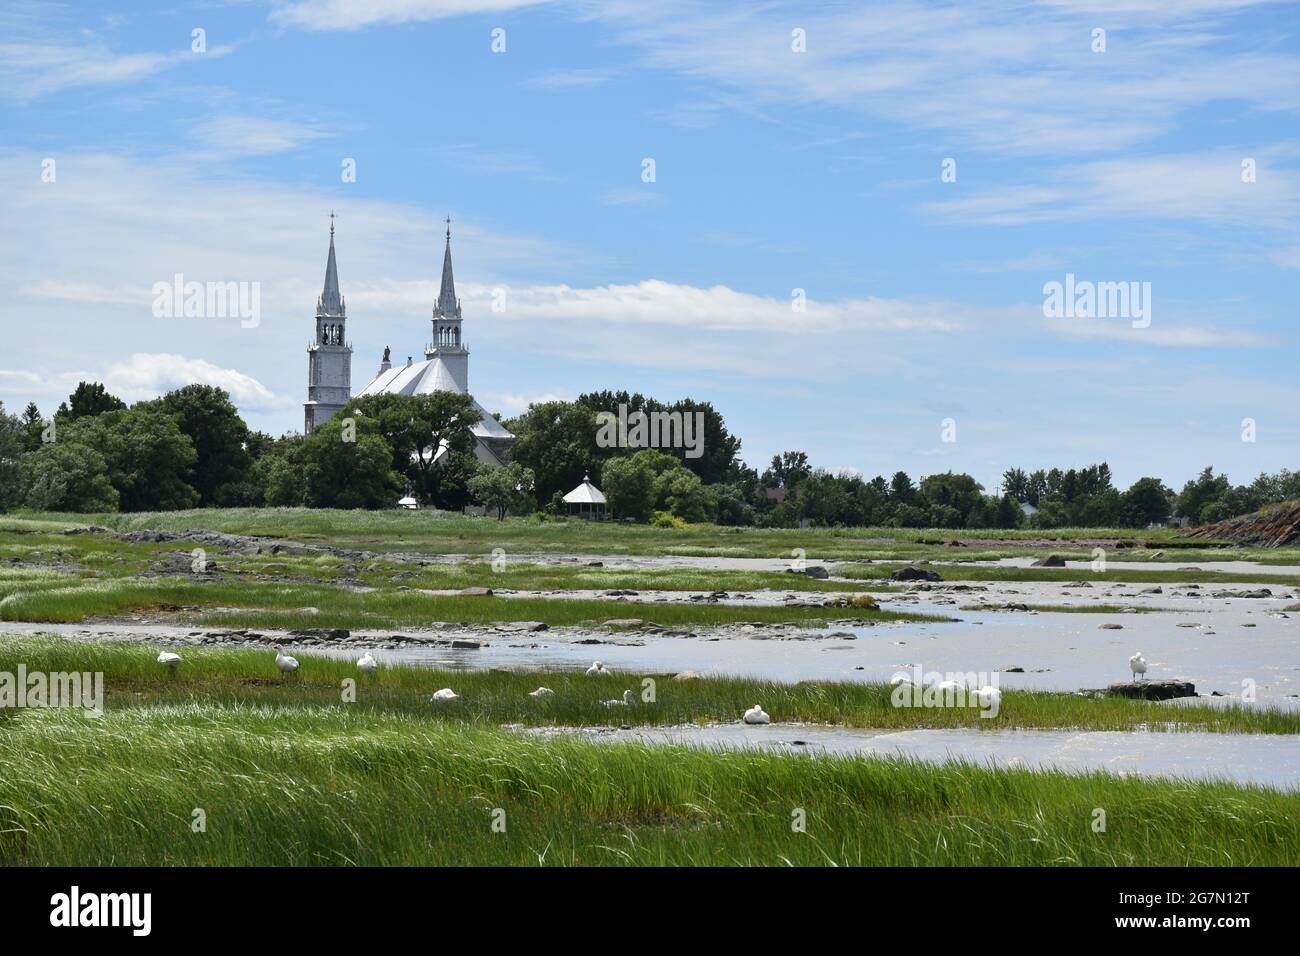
[304,218,516,467]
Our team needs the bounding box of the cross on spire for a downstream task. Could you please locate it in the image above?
[444,215,452,239]
[329,210,336,238]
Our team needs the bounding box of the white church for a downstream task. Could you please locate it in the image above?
[303,218,516,466]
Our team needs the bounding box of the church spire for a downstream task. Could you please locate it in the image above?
[435,216,459,318]
[319,212,343,317]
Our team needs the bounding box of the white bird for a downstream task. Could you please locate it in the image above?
[357,652,377,673]
[936,679,966,694]
[585,660,610,677]
[275,647,299,674]
[528,686,554,698]
[156,651,182,669]
[743,704,770,725]
[1129,651,1148,680]
[603,689,634,708]
[431,688,460,701]
[889,673,914,687]
[974,685,1002,709]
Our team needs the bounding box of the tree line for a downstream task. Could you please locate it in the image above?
[1,382,1296,528]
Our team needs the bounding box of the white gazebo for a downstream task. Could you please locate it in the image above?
[563,474,607,520]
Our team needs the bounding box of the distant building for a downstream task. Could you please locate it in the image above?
[303,218,352,434]
[563,475,607,520]
[353,220,516,466]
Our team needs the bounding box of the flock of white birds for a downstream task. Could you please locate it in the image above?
[150,648,1157,723]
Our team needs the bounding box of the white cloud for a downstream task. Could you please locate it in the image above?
[102,353,280,410]
[271,0,550,32]
[190,115,335,157]
[0,40,233,100]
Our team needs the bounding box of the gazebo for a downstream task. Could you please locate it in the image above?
[563,474,607,520]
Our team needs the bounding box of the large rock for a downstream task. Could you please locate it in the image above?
[786,565,829,579]
[458,587,494,596]
[890,566,943,582]
[1105,679,1196,701]
[1032,554,1068,567]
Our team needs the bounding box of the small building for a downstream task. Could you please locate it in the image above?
[397,496,419,510]
[563,475,607,520]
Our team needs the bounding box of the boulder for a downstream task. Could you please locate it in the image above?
[1031,554,1067,567]
[458,587,494,597]
[890,566,943,582]
[1104,679,1196,701]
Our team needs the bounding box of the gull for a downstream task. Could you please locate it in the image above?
[975,685,1002,709]
[431,688,460,701]
[603,690,634,708]
[936,679,966,694]
[1129,652,1148,681]
[357,652,377,674]
[156,651,182,669]
[585,661,610,677]
[743,704,770,725]
[275,647,299,674]
[889,673,914,687]
[528,687,554,698]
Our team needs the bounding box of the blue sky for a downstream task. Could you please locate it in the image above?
[1,0,1297,492]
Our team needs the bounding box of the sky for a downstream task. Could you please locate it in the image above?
[0,0,1297,493]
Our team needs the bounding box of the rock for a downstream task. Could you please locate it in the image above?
[1099,622,1124,630]
[451,639,482,649]
[287,627,350,641]
[1139,586,1163,594]
[890,566,943,582]
[458,587,494,596]
[1104,679,1196,701]
[586,561,604,567]
[786,565,829,579]
[1032,555,1067,567]
[602,618,644,629]
[1001,665,1025,673]
[500,621,548,632]
[1210,588,1273,599]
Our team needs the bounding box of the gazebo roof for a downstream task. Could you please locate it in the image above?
[563,475,606,505]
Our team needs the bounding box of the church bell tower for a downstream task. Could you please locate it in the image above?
[425,217,469,392]
[304,215,353,434]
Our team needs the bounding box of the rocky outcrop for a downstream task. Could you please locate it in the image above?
[1183,500,1300,547]
[1031,554,1068,567]
[1103,680,1196,701]
[890,566,943,582]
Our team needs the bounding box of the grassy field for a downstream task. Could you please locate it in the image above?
[1,638,1297,866]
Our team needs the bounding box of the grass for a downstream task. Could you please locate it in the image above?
[7,637,1299,735]
[1,637,1298,866]
[0,575,930,629]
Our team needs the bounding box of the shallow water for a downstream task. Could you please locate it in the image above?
[529,723,1300,791]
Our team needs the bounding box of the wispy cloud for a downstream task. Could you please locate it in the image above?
[270,0,551,32]
[189,114,335,158]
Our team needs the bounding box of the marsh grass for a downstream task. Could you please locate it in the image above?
[2,637,1297,866]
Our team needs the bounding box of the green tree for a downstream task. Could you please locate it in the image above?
[136,385,252,506]
[299,415,401,509]
[0,402,23,512]
[506,400,604,504]
[57,382,126,421]
[20,441,119,512]
[1175,467,1231,524]
[1122,477,1173,527]
[65,410,198,511]
[468,462,537,519]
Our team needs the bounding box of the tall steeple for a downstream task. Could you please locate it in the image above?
[319,212,344,317]
[435,216,460,318]
[427,216,469,392]
[305,213,353,435]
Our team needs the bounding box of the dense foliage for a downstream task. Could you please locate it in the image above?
[0,383,1295,529]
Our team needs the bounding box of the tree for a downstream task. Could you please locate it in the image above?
[0,402,23,512]
[136,385,252,506]
[601,450,679,522]
[655,467,714,523]
[298,415,401,509]
[468,462,536,519]
[1122,477,1173,527]
[506,399,605,504]
[20,441,119,512]
[762,451,810,490]
[1175,467,1231,524]
[57,382,126,421]
[64,410,199,511]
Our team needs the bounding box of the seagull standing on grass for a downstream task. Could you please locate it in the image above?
[585,661,610,677]
[528,687,554,698]
[156,651,182,669]
[1129,652,1148,681]
[431,688,460,701]
[275,647,299,674]
[743,705,770,725]
[357,652,377,673]
[603,689,634,708]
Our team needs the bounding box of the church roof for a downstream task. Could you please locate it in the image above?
[356,357,515,442]
[563,475,607,505]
